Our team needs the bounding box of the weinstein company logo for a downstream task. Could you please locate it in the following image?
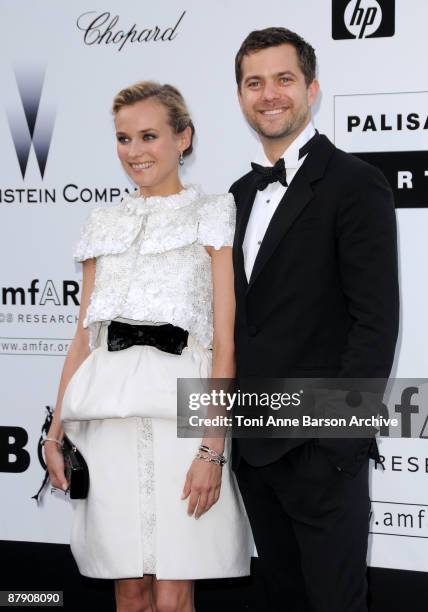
[2,66,126,205]
[7,66,55,180]
[76,10,186,51]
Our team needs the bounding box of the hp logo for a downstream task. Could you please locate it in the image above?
[345,0,382,39]
[332,0,395,40]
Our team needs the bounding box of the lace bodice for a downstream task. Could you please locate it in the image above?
[73,184,235,349]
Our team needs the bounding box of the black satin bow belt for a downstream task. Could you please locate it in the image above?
[107,321,189,355]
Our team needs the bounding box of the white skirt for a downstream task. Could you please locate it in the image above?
[61,324,253,580]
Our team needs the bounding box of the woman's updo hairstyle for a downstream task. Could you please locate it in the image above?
[112,81,195,157]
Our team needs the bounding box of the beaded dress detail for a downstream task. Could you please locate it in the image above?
[137,418,156,574]
[73,185,235,350]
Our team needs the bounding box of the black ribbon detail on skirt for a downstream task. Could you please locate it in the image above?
[107,321,189,355]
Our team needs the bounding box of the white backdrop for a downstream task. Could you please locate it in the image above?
[1,0,427,572]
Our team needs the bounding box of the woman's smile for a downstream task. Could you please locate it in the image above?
[129,161,156,172]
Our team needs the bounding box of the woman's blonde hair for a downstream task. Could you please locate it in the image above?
[112,81,195,157]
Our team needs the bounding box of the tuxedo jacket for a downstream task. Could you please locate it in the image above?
[230,134,399,475]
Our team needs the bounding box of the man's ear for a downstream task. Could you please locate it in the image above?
[237,86,244,110]
[307,79,320,107]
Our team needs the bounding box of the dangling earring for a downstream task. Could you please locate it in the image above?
[179,152,184,166]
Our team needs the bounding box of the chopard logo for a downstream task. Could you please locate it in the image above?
[76,10,187,51]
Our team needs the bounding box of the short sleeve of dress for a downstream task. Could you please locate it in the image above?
[197,193,236,250]
[73,208,105,262]
[72,205,142,262]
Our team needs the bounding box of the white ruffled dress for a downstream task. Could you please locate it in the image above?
[61,185,253,580]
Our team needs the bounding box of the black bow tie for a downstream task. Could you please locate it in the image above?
[251,157,288,191]
[251,130,320,191]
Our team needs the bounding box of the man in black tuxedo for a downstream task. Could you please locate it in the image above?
[230,28,399,612]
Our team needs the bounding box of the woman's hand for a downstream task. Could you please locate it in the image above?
[44,442,68,492]
[181,459,222,519]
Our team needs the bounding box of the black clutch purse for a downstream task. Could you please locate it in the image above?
[62,435,89,499]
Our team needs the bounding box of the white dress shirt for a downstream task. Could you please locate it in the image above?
[243,122,316,281]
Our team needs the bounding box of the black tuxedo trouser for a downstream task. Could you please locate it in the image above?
[236,440,370,612]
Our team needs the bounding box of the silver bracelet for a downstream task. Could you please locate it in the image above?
[195,450,227,466]
[198,444,226,461]
[42,436,63,448]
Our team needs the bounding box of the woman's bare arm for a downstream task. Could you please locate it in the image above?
[202,244,235,453]
[182,245,235,517]
[44,258,96,489]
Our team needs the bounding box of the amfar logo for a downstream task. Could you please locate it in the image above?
[332,0,395,40]
[1,279,79,307]
[334,92,428,208]
[6,67,55,179]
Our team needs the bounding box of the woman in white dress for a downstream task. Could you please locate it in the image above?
[44,81,252,611]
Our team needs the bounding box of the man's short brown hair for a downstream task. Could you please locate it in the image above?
[235,27,317,89]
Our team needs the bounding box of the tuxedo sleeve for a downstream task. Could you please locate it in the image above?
[228,181,239,203]
[336,163,399,378]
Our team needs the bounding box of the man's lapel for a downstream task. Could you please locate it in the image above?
[233,173,259,290]
[247,135,335,292]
